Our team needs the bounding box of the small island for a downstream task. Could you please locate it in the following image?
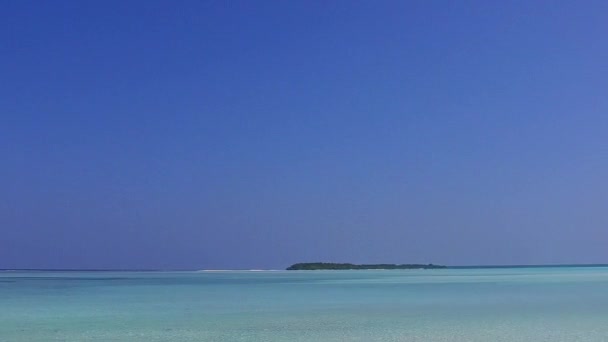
[286,262,447,270]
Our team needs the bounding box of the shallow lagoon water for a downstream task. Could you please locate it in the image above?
[2,267,608,341]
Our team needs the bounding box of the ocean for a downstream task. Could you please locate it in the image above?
[2,267,608,341]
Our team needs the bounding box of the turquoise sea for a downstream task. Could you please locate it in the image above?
[2,267,608,341]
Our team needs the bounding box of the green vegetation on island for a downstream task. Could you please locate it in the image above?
[286,262,447,270]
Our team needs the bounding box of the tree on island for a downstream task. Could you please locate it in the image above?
[286,262,447,270]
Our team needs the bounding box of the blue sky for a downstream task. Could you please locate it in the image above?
[2,1,608,269]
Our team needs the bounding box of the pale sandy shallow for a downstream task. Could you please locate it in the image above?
[2,268,608,341]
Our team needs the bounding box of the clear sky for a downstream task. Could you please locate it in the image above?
[2,1,608,269]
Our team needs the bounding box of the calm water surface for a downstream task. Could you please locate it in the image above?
[2,267,608,341]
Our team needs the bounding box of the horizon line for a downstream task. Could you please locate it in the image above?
[2,263,608,272]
